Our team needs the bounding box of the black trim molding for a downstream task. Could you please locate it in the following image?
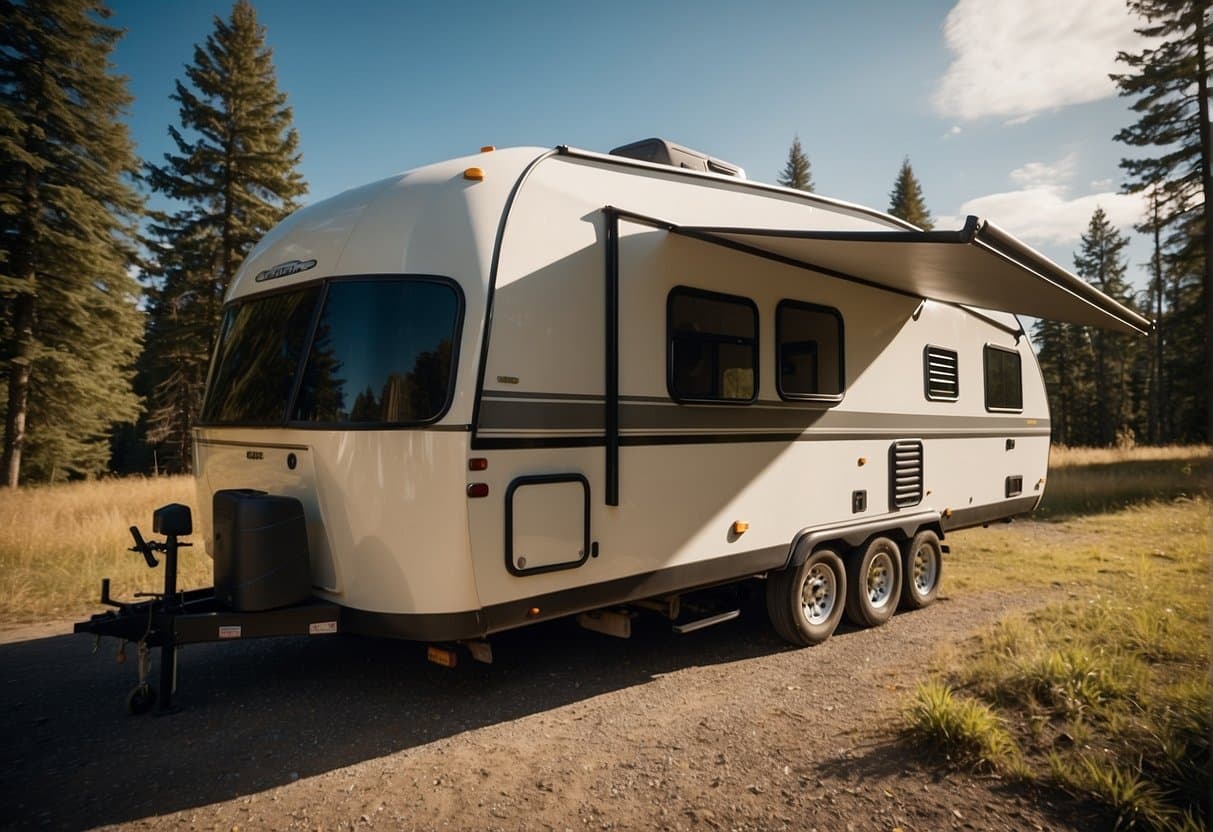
[942,495,1039,532]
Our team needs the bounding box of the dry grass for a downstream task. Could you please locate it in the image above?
[1048,444,1209,467]
[0,476,209,625]
[1039,445,1209,519]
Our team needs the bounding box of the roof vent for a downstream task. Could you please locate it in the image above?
[609,138,745,179]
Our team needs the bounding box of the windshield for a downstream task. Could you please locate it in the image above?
[200,277,462,427]
[201,287,321,424]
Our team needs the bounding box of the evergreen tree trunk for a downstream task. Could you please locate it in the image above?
[1149,193,1164,444]
[2,293,33,488]
[1056,335,1072,443]
[1196,9,1213,445]
[1,85,40,488]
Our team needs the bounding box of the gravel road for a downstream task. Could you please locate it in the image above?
[1,581,1091,831]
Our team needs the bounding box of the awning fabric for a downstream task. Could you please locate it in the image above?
[660,215,1151,335]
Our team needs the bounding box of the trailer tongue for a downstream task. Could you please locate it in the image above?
[73,499,340,714]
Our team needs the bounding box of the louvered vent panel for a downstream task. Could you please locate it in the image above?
[889,440,924,509]
[924,346,959,401]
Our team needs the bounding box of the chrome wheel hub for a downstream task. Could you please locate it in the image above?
[912,544,937,595]
[800,563,836,625]
[866,553,894,608]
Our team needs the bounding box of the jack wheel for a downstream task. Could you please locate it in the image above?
[127,683,156,715]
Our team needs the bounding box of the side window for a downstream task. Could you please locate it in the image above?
[776,300,844,401]
[924,345,959,401]
[667,287,757,403]
[983,344,1023,411]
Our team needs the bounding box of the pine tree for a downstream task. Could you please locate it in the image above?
[143,0,307,471]
[1033,318,1097,446]
[777,135,813,191]
[1073,208,1136,445]
[0,0,144,486]
[1113,0,1211,443]
[887,157,935,229]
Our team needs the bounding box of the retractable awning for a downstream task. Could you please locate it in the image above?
[617,211,1152,335]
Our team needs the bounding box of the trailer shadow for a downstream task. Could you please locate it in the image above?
[1,602,797,830]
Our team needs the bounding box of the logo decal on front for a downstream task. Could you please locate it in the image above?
[246,450,263,460]
[254,258,317,283]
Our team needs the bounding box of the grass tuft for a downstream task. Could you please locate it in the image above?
[1049,754,1175,831]
[905,681,1021,772]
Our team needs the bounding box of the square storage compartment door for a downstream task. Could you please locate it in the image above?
[505,474,591,576]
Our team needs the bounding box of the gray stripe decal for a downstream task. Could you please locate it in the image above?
[477,398,1047,434]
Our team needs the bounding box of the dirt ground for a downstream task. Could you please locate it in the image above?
[0,579,1096,832]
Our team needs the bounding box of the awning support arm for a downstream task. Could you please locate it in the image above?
[603,207,620,507]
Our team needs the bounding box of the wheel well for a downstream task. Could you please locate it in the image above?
[785,514,945,569]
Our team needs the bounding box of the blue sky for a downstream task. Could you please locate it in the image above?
[108,0,1155,289]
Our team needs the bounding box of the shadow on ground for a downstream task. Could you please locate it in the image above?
[818,736,1109,830]
[0,593,790,830]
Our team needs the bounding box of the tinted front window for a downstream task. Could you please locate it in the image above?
[293,279,460,424]
[201,287,321,424]
[668,288,757,402]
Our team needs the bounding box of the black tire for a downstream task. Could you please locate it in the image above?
[844,536,903,628]
[126,683,156,715]
[899,529,943,610]
[766,548,847,646]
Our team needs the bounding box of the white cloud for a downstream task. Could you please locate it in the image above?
[938,156,1145,245]
[1009,155,1077,190]
[953,189,1144,244]
[934,0,1148,122]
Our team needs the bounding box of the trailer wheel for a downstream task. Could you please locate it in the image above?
[126,683,156,715]
[844,537,902,628]
[899,529,942,610]
[766,548,846,646]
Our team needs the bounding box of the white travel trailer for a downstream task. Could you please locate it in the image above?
[192,141,1150,649]
[80,139,1151,712]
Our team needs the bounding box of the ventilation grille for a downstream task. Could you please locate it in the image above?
[924,346,959,401]
[890,440,924,509]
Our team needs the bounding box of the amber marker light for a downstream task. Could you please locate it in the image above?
[857,457,867,466]
[731,520,749,535]
[463,167,484,181]
[426,645,457,668]
[467,483,489,498]
[480,145,495,153]
[468,458,488,471]
[527,607,541,617]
